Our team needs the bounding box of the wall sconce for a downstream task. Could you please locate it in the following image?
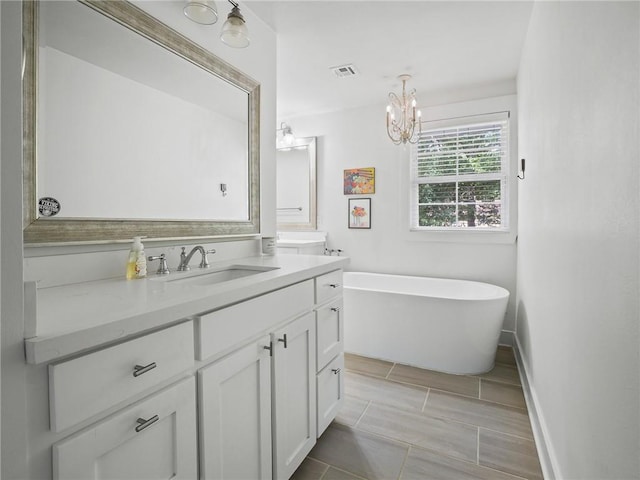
[220,0,250,48]
[183,0,218,25]
[276,122,295,148]
[183,0,250,49]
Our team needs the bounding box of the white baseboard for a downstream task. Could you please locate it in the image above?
[499,329,515,346]
[513,335,561,480]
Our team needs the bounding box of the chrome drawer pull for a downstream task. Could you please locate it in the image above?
[135,415,159,432]
[133,362,157,377]
[328,283,341,289]
[331,368,341,375]
[330,307,341,313]
[278,334,288,348]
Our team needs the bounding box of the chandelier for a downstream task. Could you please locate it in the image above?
[386,74,422,145]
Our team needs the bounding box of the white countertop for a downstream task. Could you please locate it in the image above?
[25,254,349,365]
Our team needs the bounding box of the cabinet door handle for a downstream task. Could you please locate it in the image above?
[331,368,341,375]
[135,415,159,433]
[328,283,341,289]
[263,342,273,357]
[278,334,288,348]
[133,362,157,377]
[330,307,341,313]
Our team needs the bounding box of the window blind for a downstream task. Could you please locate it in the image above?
[411,112,509,230]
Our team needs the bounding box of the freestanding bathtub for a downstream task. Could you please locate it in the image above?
[343,272,510,375]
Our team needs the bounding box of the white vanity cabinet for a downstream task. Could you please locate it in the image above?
[24,258,348,480]
[197,281,318,480]
[314,270,345,437]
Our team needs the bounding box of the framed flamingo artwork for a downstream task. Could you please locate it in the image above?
[343,168,375,194]
[348,198,371,229]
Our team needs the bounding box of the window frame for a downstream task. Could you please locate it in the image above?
[410,111,511,233]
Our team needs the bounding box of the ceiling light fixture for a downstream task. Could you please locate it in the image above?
[386,74,422,145]
[183,0,218,25]
[220,0,250,48]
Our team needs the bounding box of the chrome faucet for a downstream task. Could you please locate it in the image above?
[147,253,170,275]
[177,246,216,271]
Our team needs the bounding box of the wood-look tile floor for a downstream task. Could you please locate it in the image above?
[292,347,543,480]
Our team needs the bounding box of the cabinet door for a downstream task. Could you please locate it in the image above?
[199,336,272,480]
[317,353,345,436]
[53,377,197,480]
[316,298,343,371]
[272,312,317,480]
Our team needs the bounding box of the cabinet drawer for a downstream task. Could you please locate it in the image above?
[197,280,314,361]
[315,269,343,305]
[53,376,197,480]
[49,322,194,432]
[317,353,344,437]
[316,298,343,371]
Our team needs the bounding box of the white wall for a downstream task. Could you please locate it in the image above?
[1,2,277,478]
[286,95,519,331]
[1,2,29,477]
[516,2,639,478]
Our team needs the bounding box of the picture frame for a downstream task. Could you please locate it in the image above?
[348,198,371,229]
[343,167,375,195]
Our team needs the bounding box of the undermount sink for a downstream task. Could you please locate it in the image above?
[153,265,279,287]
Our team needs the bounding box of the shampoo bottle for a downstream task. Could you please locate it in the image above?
[126,237,147,279]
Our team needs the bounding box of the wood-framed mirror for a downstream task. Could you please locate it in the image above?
[23,0,260,244]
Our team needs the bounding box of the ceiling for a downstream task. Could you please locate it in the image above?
[245,1,534,120]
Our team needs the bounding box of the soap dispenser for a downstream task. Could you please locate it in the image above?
[126,236,147,279]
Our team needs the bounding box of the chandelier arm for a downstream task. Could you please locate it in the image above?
[387,126,401,144]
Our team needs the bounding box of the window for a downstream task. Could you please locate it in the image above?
[411,112,510,230]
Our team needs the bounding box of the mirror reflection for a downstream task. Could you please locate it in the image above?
[276,137,317,231]
[38,1,248,221]
[23,0,260,243]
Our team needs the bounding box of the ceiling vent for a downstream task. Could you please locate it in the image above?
[330,64,358,78]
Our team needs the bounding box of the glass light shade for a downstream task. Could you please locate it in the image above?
[184,0,218,25]
[283,131,294,146]
[276,123,295,148]
[220,6,250,48]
